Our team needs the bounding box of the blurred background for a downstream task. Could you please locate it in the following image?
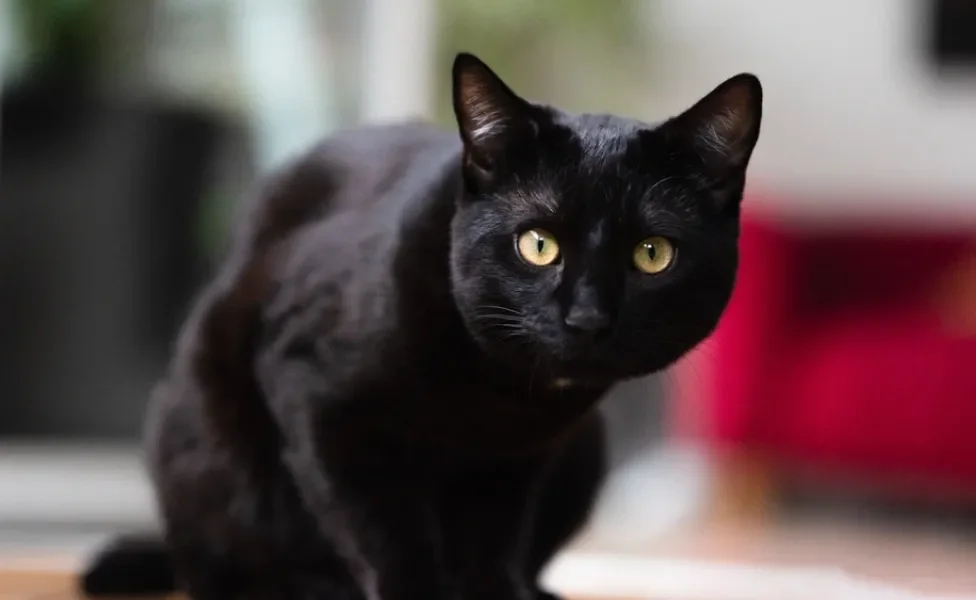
[2,0,976,598]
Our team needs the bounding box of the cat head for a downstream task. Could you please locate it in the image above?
[448,53,762,385]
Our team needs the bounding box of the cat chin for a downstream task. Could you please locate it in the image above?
[468,330,672,384]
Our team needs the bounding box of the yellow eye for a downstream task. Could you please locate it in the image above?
[517,229,560,266]
[633,236,675,274]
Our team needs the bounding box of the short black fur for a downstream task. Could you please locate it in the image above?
[80,53,762,600]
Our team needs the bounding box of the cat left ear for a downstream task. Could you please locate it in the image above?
[666,73,763,176]
[452,53,536,175]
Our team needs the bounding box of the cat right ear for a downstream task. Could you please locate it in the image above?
[452,53,536,176]
[664,73,763,177]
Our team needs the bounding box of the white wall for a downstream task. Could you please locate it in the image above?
[646,0,976,223]
[360,0,436,124]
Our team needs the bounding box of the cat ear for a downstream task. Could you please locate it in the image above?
[666,73,763,175]
[452,53,535,173]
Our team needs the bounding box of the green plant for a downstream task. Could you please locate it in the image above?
[434,0,649,123]
[14,0,106,80]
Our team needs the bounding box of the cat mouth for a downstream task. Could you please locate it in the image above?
[547,354,621,382]
[548,334,616,363]
[548,375,614,391]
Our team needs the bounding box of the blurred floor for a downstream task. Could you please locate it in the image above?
[3,446,976,599]
[3,527,975,600]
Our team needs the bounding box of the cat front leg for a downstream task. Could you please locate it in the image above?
[446,416,605,600]
[282,436,453,600]
[262,361,453,600]
[326,480,451,600]
[280,434,453,600]
[440,461,546,600]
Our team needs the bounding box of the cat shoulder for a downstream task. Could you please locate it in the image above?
[235,121,456,253]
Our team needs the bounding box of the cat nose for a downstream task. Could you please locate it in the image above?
[564,305,610,333]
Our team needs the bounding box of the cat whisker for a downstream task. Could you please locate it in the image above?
[476,304,523,315]
[480,324,527,334]
[471,313,525,323]
[646,175,677,197]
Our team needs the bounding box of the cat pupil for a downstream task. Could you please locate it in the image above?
[646,244,657,260]
[536,238,545,253]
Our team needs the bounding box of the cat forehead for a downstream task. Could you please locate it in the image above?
[560,111,649,147]
[492,112,686,218]
[558,110,649,134]
[500,174,657,221]
[543,114,655,178]
[500,166,699,228]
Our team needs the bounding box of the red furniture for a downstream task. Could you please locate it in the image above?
[705,207,976,501]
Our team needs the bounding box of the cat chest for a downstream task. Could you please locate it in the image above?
[349,381,604,459]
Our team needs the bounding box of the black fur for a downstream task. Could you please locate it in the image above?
[80,533,176,595]
[80,53,761,600]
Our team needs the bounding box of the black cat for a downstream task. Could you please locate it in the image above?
[81,53,762,600]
